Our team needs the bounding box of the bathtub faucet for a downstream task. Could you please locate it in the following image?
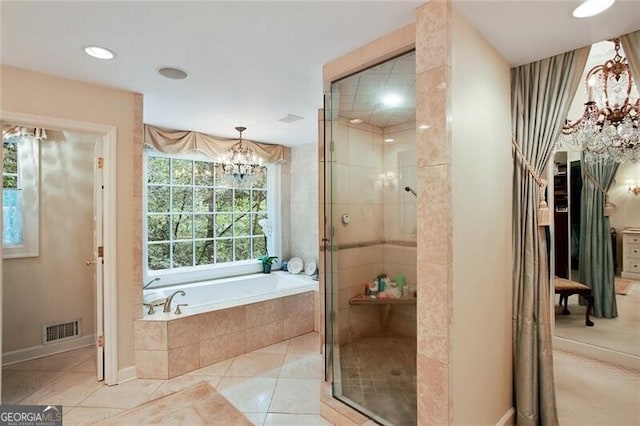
[163,290,186,313]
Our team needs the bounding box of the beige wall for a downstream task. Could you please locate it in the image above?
[3,131,96,353]
[289,143,319,262]
[451,8,512,424]
[610,162,640,252]
[1,65,141,371]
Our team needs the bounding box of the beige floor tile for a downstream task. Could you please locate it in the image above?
[286,332,320,355]
[6,346,94,372]
[93,382,252,426]
[218,377,277,413]
[20,372,103,406]
[151,375,221,399]
[1,370,65,404]
[279,352,323,379]
[78,378,163,409]
[63,406,124,425]
[72,355,97,373]
[264,413,333,425]
[269,379,321,414]
[187,358,233,377]
[255,340,290,354]
[244,411,267,425]
[226,352,284,378]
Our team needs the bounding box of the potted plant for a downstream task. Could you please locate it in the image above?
[258,255,278,273]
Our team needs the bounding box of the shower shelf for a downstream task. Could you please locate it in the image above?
[349,296,416,326]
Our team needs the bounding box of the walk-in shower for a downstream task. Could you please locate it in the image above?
[323,51,417,425]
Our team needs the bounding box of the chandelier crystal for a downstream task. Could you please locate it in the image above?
[217,126,263,183]
[559,39,640,163]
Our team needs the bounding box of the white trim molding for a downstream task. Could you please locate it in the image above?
[2,335,95,366]
[0,110,119,385]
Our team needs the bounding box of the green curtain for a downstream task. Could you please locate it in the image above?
[512,46,589,426]
[579,157,618,318]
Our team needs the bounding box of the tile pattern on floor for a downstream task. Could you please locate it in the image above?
[2,333,330,426]
[339,335,417,425]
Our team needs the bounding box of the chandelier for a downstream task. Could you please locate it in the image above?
[217,126,263,182]
[559,39,640,163]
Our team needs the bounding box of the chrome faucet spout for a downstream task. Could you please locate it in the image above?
[143,277,161,289]
[163,290,186,313]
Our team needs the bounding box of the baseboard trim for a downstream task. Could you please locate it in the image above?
[2,335,95,366]
[118,366,137,384]
[554,336,640,371]
[496,407,515,426]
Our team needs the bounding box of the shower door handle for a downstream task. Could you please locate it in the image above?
[86,259,97,265]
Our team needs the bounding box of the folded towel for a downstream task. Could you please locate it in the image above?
[143,290,165,305]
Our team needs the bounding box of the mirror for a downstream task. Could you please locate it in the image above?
[552,40,640,357]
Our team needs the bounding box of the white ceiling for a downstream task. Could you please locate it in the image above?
[1,1,639,146]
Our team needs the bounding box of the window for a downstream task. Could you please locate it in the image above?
[144,150,279,285]
[2,133,39,258]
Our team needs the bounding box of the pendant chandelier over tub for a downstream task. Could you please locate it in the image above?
[217,126,263,182]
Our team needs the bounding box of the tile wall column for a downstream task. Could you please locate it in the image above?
[415,0,453,424]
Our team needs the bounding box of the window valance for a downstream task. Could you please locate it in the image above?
[144,124,289,164]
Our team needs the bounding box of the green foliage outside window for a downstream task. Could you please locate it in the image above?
[146,154,268,271]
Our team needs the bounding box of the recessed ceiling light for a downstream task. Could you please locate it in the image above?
[572,0,615,18]
[157,66,189,80]
[349,118,363,124]
[381,94,403,108]
[84,46,116,60]
[384,138,395,143]
[418,124,431,130]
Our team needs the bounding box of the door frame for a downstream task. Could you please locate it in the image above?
[0,110,118,385]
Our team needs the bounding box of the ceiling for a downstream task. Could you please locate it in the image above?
[334,52,416,128]
[1,1,639,147]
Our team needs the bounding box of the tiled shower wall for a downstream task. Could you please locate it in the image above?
[331,118,417,345]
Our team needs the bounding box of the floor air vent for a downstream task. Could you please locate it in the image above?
[42,319,82,345]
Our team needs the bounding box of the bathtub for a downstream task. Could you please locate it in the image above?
[135,271,319,379]
[142,271,318,318]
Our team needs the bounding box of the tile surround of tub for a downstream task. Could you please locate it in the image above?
[134,292,315,379]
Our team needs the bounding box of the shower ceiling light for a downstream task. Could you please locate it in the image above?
[384,138,395,143]
[349,118,363,124]
[381,94,403,108]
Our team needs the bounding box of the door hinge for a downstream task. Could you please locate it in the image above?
[97,336,105,347]
[98,246,104,257]
[97,157,104,169]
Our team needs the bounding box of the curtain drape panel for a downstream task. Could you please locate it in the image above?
[620,30,640,86]
[144,125,289,163]
[511,46,590,426]
[579,157,618,318]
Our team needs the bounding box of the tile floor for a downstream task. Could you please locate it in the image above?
[339,335,416,425]
[2,332,331,426]
[3,330,639,425]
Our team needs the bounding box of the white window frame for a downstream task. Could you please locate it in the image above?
[142,149,281,287]
[3,135,39,259]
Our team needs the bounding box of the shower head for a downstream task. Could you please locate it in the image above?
[404,186,417,197]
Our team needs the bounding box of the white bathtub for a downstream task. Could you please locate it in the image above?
[143,271,318,319]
